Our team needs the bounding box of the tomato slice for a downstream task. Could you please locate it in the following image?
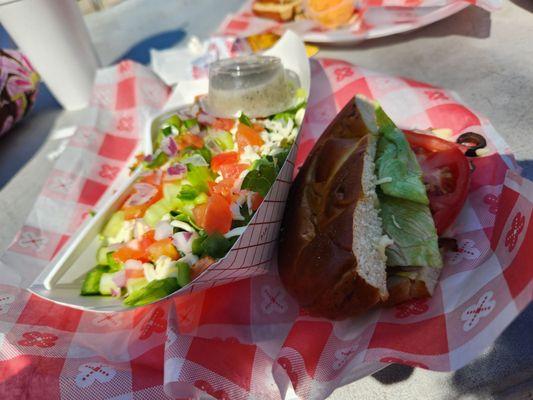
[211,151,239,173]
[198,193,233,234]
[236,123,264,149]
[404,130,470,235]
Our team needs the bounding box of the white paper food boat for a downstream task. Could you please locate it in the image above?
[28,32,311,312]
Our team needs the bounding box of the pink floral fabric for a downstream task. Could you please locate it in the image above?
[0,49,39,135]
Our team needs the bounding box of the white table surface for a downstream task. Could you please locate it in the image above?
[0,0,532,398]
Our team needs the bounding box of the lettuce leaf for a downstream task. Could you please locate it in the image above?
[359,95,442,268]
[379,193,442,268]
[375,107,429,205]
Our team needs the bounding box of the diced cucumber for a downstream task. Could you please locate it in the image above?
[201,233,233,259]
[106,252,123,272]
[80,265,109,295]
[97,247,109,265]
[102,211,125,238]
[99,272,120,295]
[144,198,174,227]
[123,278,179,307]
[163,183,181,201]
[146,152,168,169]
[126,277,148,295]
[191,236,206,256]
[183,118,198,129]
[176,262,191,287]
[187,165,213,193]
[165,114,182,129]
[214,131,234,151]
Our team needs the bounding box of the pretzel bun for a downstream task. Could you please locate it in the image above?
[278,97,389,319]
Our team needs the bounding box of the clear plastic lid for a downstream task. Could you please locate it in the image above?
[205,55,298,118]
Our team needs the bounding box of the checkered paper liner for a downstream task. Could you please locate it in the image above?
[0,58,532,399]
[218,0,501,43]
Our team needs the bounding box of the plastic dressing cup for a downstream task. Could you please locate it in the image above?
[205,55,299,118]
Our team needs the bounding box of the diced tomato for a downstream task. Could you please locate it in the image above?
[251,193,264,211]
[236,123,264,149]
[201,193,233,234]
[125,269,145,280]
[138,230,155,251]
[113,245,148,263]
[212,118,235,131]
[139,170,163,186]
[211,151,239,173]
[178,133,204,149]
[146,238,179,262]
[219,163,249,180]
[122,205,146,220]
[121,182,162,220]
[193,203,207,229]
[209,178,235,203]
[190,256,216,279]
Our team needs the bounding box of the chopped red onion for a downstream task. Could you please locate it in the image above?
[198,112,216,125]
[161,136,178,157]
[143,154,153,163]
[106,243,122,252]
[155,221,173,240]
[124,182,158,207]
[224,226,246,239]
[181,153,208,167]
[188,124,200,135]
[125,259,143,270]
[112,269,126,288]
[172,231,197,254]
[167,163,186,177]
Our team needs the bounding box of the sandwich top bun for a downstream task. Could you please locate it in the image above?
[278,97,390,319]
[252,0,303,22]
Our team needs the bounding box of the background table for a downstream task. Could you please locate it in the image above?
[0,0,532,398]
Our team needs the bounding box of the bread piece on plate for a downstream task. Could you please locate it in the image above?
[252,0,303,22]
[278,98,389,320]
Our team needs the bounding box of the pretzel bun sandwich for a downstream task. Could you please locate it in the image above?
[252,0,303,22]
[278,95,470,319]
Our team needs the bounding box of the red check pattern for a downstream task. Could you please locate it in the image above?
[0,58,531,400]
[218,0,501,43]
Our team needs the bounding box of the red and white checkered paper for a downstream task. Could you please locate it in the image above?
[0,58,531,399]
[219,0,501,43]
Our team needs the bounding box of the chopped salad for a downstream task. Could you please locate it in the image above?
[80,92,306,306]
